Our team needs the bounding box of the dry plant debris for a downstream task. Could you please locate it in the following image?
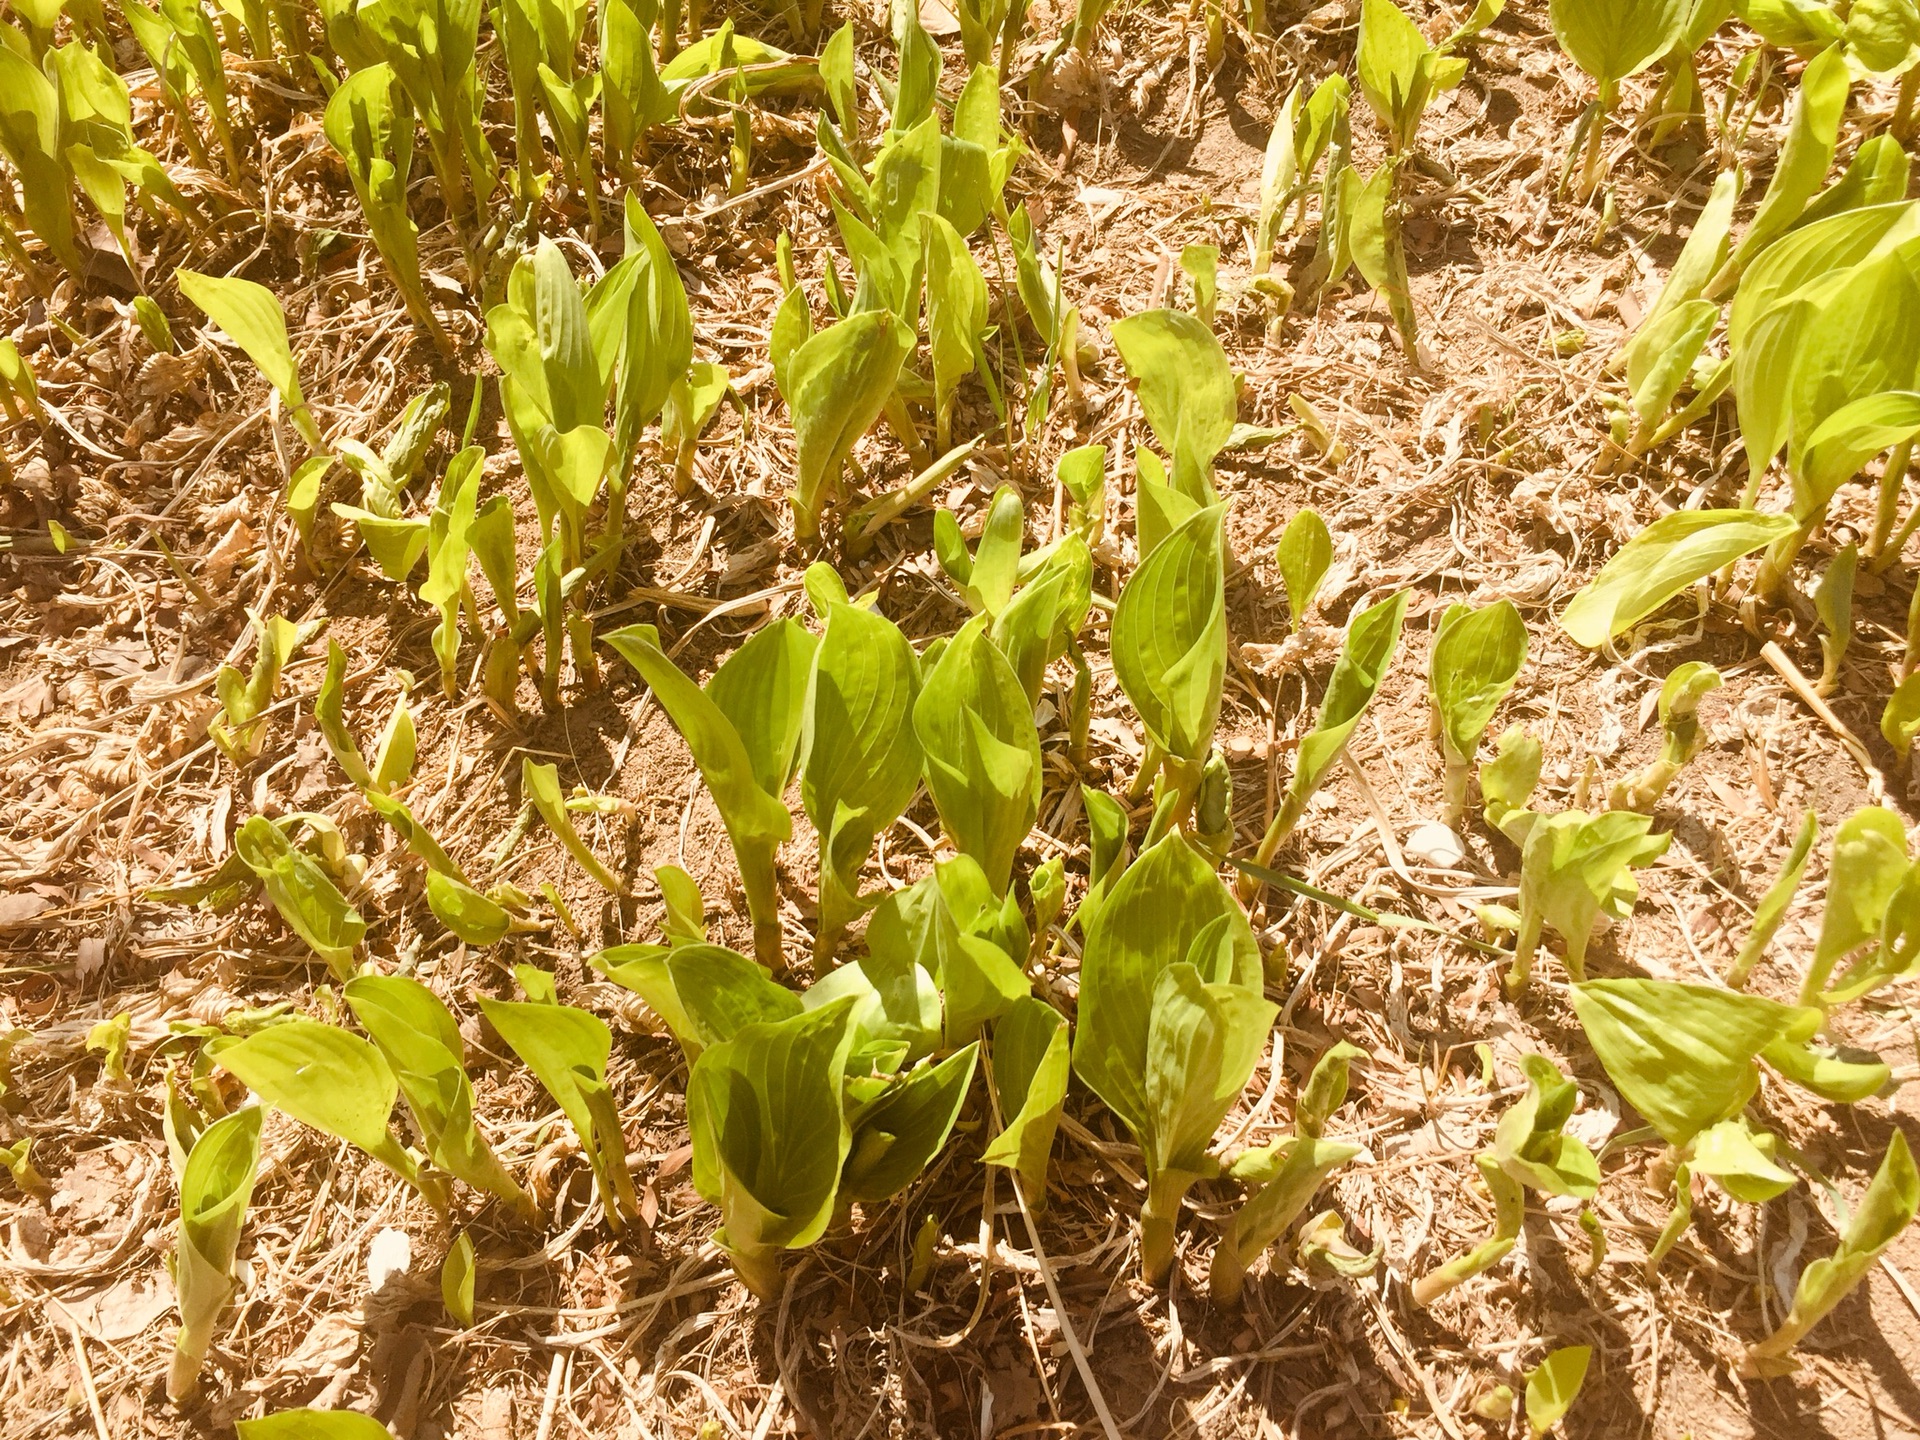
[6,0,1920,1437]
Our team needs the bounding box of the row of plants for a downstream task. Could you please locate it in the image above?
[6,0,1920,1431]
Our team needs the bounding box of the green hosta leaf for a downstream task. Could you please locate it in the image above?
[1524,1345,1592,1440]
[593,942,800,1062]
[1692,1115,1797,1202]
[781,310,914,541]
[982,997,1070,1209]
[1571,979,1809,1145]
[1627,298,1719,427]
[1492,1054,1600,1199]
[912,617,1043,898]
[212,614,315,765]
[1074,831,1271,1278]
[923,212,988,448]
[1729,810,1818,988]
[843,1043,979,1203]
[1274,591,1408,838]
[1429,600,1526,816]
[1550,0,1694,85]
[656,865,706,946]
[344,975,532,1216]
[1846,0,1920,73]
[1724,45,1852,281]
[233,817,364,979]
[1512,809,1670,987]
[1806,805,1911,1003]
[1883,672,1920,757]
[424,870,513,945]
[1275,508,1333,632]
[167,1105,262,1401]
[0,47,81,277]
[441,1230,475,1328]
[801,599,922,957]
[605,624,810,965]
[1113,504,1228,765]
[1356,0,1436,153]
[865,858,1030,1045]
[477,990,640,1233]
[1621,169,1739,379]
[1111,309,1236,502]
[689,1000,858,1299]
[177,269,320,449]
[992,535,1093,706]
[1743,1131,1919,1376]
[237,1410,395,1440]
[212,1019,430,1203]
[1799,392,1920,517]
[522,759,624,895]
[613,195,694,457]
[1557,509,1798,647]
[1798,134,1912,231]
[1728,201,1920,476]
[821,20,857,137]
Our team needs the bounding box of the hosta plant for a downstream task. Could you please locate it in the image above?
[344,975,535,1219]
[1742,1131,1918,1376]
[1608,662,1722,812]
[212,613,320,764]
[1558,509,1797,647]
[1551,0,1701,199]
[167,1105,262,1400]
[177,270,323,451]
[211,1018,448,1213]
[1726,810,1818,989]
[1072,831,1277,1283]
[1211,1041,1366,1305]
[1506,809,1670,995]
[1113,505,1229,841]
[982,996,1070,1210]
[605,621,814,966]
[799,586,923,962]
[1413,1055,1598,1305]
[478,970,642,1234]
[1242,591,1408,898]
[1428,600,1527,824]
[1274,508,1333,633]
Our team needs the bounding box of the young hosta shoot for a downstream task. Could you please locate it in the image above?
[1742,1131,1919,1376]
[593,940,799,1063]
[212,614,318,765]
[1212,1041,1366,1306]
[1557,509,1797,647]
[479,974,642,1234]
[1428,600,1527,824]
[1813,543,1858,696]
[689,999,858,1300]
[233,817,366,979]
[923,213,991,453]
[912,616,1043,899]
[1243,591,1409,899]
[314,644,418,794]
[1885,672,1920,758]
[1073,832,1277,1284]
[605,196,696,484]
[1708,46,1852,296]
[176,270,322,451]
[522,759,624,896]
[605,621,815,967]
[1524,1346,1592,1439]
[212,1019,446,1213]
[350,0,496,229]
[1572,978,1808,1265]
[0,47,83,277]
[1413,1055,1598,1305]
[1727,810,1818,989]
[1507,810,1670,995]
[1076,784,1134,933]
[1275,508,1333,633]
[657,865,707,947]
[344,976,535,1220]
[237,1410,394,1440]
[1609,662,1723,812]
[1550,0,1697,200]
[442,1231,476,1328]
[800,590,923,963]
[1798,806,1920,1009]
[420,449,482,698]
[1113,505,1229,841]
[1112,310,1235,547]
[1356,0,1497,156]
[323,65,447,350]
[840,1044,980,1210]
[780,309,914,544]
[167,1105,262,1400]
[983,997,1070,1210]
[810,855,1029,1056]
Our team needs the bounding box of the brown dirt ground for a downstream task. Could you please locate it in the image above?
[6,1,1920,1438]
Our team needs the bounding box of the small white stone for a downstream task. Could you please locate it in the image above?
[1405,822,1467,869]
[367,1227,412,1293]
